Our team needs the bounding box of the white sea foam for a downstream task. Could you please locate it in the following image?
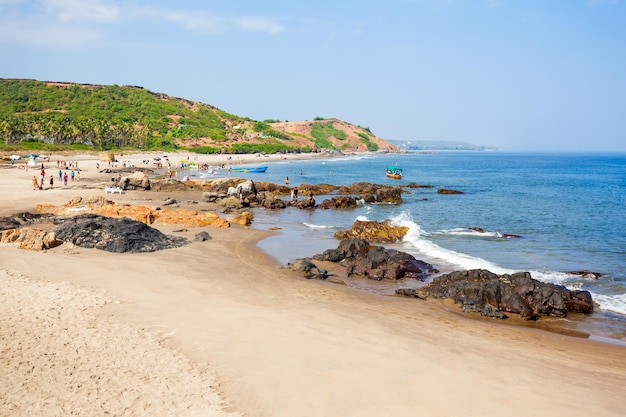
[591,293,626,316]
[436,228,503,238]
[388,212,511,274]
[303,222,337,230]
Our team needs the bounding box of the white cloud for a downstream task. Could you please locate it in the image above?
[234,17,284,34]
[134,7,284,34]
[41,0,120,23]
[0,16,102,47]
[0,1,285,48]
[133,7,224,33]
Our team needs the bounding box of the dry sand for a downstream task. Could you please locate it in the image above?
[1,152,625,417]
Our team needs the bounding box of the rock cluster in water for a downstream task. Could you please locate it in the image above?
[312,238,438,281]
[397,269,594,320]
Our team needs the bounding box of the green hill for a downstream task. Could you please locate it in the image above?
[0,79,396,154]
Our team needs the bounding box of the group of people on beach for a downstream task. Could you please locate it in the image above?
[30,163,79,190]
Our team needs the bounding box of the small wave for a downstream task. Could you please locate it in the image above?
[436,228,503,238]
[388,211,510,274]
[592,293,626,316]
[302,222,338,230]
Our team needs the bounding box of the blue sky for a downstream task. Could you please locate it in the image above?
[1,0,625,151]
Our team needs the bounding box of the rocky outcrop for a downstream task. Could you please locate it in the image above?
[54,214,188,253]
[257,191,288,209]
[36,197,231,228]
[333,219,408,243]
[0,212,57,231]
[399,269,594,320]
[0,228,62,250]
[295,197,316,210]
[231,211,253,226]
[437,188,463,195]
[337,182,404,204]
[374,187,403,204]
[317,196,358,210]
[313,238,438,281]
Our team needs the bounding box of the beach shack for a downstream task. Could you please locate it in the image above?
[100,152,115,162]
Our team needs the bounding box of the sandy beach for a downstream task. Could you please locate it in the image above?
[1,151,625,417]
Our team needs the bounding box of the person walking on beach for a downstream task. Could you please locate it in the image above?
[63,172,68,186]
[49,175,54,189]
[58,170,62,181]
[32,175,38,190]
[71,170,75,181]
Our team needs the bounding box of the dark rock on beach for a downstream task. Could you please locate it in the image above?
[281,258,329,280]
[399,269,594,320]
[194,231,212,242]
[54,213,188,253]
[0,212,58,231]
[313,238,438,281]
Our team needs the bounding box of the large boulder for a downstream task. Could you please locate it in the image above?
[121,171,151,191]
[313,238,438,281]
[334,219,408,243]
[402,269,594,320]
[231,211,253,226]
[257,191,287,209]
[375,187,403,204]
[281,258,329,280]
[296,197,316,210]
[54,214,188,253]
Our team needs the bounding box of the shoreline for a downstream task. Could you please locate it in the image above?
[1,151,626,416]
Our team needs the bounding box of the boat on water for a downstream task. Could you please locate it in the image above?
[386,166,403,179]
[229,166,268,173]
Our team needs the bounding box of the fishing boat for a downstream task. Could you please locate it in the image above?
[229,166,268,173]
[386,166,403,179]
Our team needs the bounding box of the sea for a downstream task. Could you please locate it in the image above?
[193,152,626,344]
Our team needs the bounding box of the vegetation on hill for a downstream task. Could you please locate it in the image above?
[0,79,396,154]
